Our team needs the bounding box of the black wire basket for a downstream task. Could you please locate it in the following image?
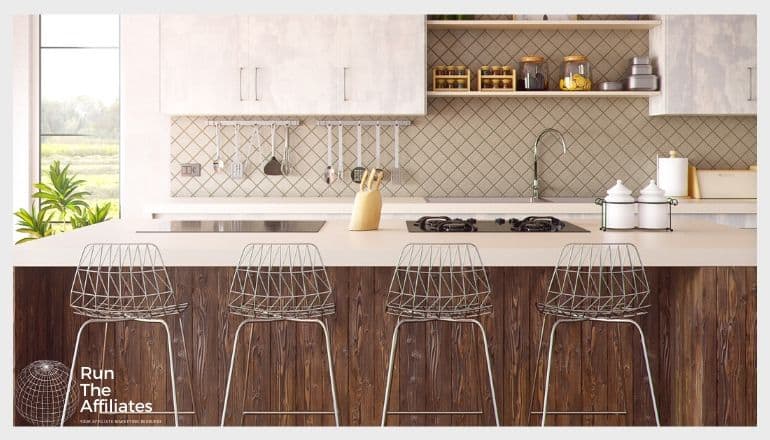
[595,197,678,231]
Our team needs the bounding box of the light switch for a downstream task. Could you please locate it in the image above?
[181,163,201,177]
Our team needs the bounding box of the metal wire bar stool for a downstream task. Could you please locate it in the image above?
[60,243,196,426]
[221,243,339,426]
[529,243,660,426]
[381,243,500,426]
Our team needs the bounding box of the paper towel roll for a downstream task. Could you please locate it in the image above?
[657,154,688,197]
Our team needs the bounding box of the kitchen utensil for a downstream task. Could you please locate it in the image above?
[637,180,671,229]
[212,122,225,174]
[230,123,245,179]
[598,81,623,91]
[603,179,636,229]
[350,124,366,183]
[696,169,757,198]
[250,125,264,172]
[337,125,344,182]
[391,124,402,185]
[281,124,291,175]
[263,124,283,176]
[324,125,337,184]
[349,168,383,231]
[656,150,688,196]
[374,123,388,182]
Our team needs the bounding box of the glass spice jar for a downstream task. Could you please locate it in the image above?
[436,78,448,89]
[482,78,492,89]
[491,78,501,88]
[503,65,513,76]
[492,65,503,75]
[480,65,493,75]
[502,78,512,89]
[455,65,467,75]
[435,65,448,76]
[518,55,548,91]
[446,79,457,88]
[560,55,592,91]
[456,78,466,88]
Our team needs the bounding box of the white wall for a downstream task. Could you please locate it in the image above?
[120,15,173,220]
[11,16,35,216]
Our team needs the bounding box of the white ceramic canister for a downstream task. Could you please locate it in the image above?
[656,150,688,197]
[637,179,670,229]
[604,179,636,229]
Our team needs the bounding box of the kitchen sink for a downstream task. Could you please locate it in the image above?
[423,197,597,204]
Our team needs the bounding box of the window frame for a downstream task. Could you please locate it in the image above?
[36,14,122,220]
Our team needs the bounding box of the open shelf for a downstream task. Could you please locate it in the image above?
[426,19,662,31]
[427,90,661,98]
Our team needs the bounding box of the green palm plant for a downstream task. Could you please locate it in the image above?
[32,160,90,220]
[70,202,112,229]
[14,205,54,244]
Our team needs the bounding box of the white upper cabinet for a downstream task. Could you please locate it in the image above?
[160,15,246,115]
[159,15,426,115]
[649,15,757,115]
[337,16,426,115]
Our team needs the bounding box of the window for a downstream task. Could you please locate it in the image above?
[39,14,120,219]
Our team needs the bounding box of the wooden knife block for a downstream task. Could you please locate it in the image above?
[349,188,382,231]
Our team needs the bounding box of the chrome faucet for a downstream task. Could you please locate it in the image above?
[531,128,568,202]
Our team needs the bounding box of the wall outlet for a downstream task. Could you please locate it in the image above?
[180,163,201,177]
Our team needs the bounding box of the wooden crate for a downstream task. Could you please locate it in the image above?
[431,67,471,92]
[477,68,516,91]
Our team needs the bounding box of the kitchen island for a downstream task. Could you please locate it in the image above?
[13,219,756,426]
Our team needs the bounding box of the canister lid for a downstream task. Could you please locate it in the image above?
[563,55,588,62]
[521,55,545,63]
[605,179,634,202]
[638,179,667,202]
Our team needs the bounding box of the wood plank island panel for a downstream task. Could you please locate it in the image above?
[13,266,756,426]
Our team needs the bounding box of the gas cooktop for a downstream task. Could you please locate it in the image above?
[406,216,590,233]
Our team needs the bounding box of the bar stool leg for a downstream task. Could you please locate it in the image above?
[468,319,500,426]
[381,319,406,426]
[626,319,661,426]
[96,322,109,427]
[541,319,567,427]
[316,319,340,426]
[221,319,253,426]
[60,318,101,426]
[528,317,548,425]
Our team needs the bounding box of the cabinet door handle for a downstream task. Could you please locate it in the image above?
[342,67,350,101]
[239,67,246,101]
[747,67,754,101]
[254,67,260,101]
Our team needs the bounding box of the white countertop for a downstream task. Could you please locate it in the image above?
[146,197,757,218]
[12,218,756,267]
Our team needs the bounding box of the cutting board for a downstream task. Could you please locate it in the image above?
[697,169,756,198]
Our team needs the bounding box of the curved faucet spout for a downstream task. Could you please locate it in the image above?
[532,129,568,202]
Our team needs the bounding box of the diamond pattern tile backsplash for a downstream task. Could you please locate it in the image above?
[170,27,757,198]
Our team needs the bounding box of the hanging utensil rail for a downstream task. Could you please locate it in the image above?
[206,120,300,127]
[316,120,411,127]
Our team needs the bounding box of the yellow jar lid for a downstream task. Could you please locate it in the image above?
[563,55,588,62]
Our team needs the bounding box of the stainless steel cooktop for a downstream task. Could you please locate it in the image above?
[138,220,326,233]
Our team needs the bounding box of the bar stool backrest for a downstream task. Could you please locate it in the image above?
[229,243,332,317]
[387,243,492,318]
[70,243,176,316]
[541,243,650,318]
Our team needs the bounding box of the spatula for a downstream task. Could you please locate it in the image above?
[230,123,245,179]
[263,124,283,176]
[324,125,337,184]
[391,123,402,185]
[350,124,366,183]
